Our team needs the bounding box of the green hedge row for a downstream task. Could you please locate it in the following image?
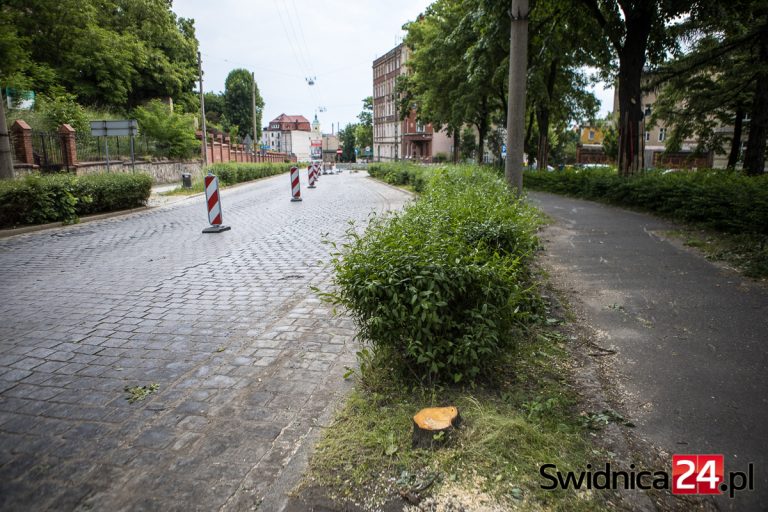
[325,165,542,384]
[524,168,768,235]
[206,162,289,186]
[367,162,430,192]
[0,173,152,228]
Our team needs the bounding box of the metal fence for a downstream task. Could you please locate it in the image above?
[75,133,161,163]
[31,130,65,172]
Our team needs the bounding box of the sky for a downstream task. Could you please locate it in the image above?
[172,0,614,133]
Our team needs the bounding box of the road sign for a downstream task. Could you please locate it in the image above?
[501,144,507,158]
[90,120,139,137]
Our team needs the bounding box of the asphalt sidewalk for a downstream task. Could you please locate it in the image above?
[529,191,767,512]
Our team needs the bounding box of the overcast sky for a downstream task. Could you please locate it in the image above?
[172,0,614,133]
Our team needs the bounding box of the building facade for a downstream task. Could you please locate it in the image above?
[372,44,453,163]
[372,44,406,162]
[261,114,313,161]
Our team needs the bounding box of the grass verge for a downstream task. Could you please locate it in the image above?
[299,299,614,511]
[662,228,768,280]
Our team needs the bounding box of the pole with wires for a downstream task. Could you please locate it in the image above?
[252,72,258,148]
[199,51,208,166]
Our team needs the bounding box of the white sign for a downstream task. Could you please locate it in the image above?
[90,120,139,137]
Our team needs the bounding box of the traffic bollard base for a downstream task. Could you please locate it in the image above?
[202,224,231,233]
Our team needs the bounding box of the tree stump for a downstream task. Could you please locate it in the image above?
[412,406,460,449]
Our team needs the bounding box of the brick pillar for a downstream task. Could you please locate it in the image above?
[58,124,77,169]
[218,134,224,163]
[10,120,34,165]
[209,135,215,163]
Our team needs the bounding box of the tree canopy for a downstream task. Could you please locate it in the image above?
[223,69,264,141]
[0,0,199,109]
[401,0,602,166]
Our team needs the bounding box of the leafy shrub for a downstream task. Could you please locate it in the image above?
[524,168,768,235]
[133,100,198,159]
[73,173,152,215]
[35,94,90,134]
[325,165,541,384]
[206,162,288,185]
[0,173,152,228]
[368,162,429,192]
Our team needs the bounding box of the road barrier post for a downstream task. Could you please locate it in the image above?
[290,166,302,201]
[202,174,231,233]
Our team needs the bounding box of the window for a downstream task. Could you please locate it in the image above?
[416,122,425,133]
[658,128,666,142]
[644,104,652,117]
[588,130,595,140]
[271,124,279,129]
[645,131,650,141]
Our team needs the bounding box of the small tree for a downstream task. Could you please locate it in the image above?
[133,100,197,158]
[340,124,357,162]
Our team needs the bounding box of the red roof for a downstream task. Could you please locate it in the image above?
[270,114,310,124]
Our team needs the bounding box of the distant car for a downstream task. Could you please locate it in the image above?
[528,163,555,172]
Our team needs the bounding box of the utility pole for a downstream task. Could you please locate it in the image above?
[0,88,14,179]
[251,71,258,149]
[198,51,208,165]
[505,0,529,195]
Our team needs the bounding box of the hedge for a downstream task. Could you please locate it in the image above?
[206,162,289,186]
[367,162,430,192]
[325,165,542,384]
[0,173,152,228]
[524,168,768,235]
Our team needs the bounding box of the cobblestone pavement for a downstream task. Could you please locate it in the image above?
[0,171,411,511]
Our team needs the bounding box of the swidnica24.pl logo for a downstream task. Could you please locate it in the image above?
[540,454,755,498]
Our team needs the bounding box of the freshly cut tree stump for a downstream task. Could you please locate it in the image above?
[412,406,461,449]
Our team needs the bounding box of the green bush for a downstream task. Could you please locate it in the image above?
[73,173,152,215]
[524,168,768,235]
[325,166,541,384]
[0,173,152,228]
[368,162,429,192]
[35,93,91,134]
[133,100,198,159]
[206,162,288,185]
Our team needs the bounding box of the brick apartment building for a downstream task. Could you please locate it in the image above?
[372,43,451,162]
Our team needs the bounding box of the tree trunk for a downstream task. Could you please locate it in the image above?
[0,90,14,180]
[744,22,768,175]
[453,129,460,163]
[524,109,535,159]
[616,10,653,176]
[536,58,558,172]
[412,406,460,449]
[505,0,529,194]
[536,106,549,171]
[476,96,489,165]
[727,108,745,170]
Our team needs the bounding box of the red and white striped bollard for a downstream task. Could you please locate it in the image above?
[308,164,316,188]
[290,166,302,201]
[202,174,231,233]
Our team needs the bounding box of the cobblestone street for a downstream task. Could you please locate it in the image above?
[0,171,410,511]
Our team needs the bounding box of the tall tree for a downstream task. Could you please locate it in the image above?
[339,124,357,162]
[0,0,199,109]
[224,69,264,140]
[650,1,768,174]
[355,97,373,154]
[578,0,693,176]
